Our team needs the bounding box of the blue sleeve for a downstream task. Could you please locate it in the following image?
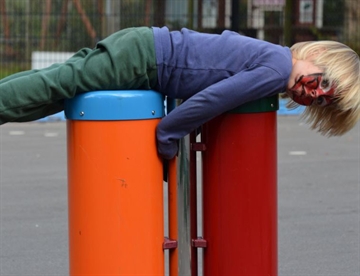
[156,66,287,159]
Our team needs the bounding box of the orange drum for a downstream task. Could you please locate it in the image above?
[65,90,165,275]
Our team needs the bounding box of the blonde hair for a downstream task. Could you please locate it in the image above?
[284,41,360,136]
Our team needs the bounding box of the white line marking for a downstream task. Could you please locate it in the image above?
[289,151,307,156]
[44,132,59,137]
[9,130,25,136]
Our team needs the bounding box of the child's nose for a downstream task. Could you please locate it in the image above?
[309,89,318,97]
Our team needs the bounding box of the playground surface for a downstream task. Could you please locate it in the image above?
[0,116,359,275]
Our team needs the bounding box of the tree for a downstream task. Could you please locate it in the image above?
[344,0,360,54]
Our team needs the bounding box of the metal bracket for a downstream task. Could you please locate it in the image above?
[163,237,178,250]
[191,143,206,151]
[192,237,207,248]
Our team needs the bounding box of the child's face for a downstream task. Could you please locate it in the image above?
[286,59,335,106]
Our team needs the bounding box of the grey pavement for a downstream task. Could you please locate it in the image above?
[0,116,359,276]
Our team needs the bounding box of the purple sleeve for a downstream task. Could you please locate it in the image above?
[156,66,287,159]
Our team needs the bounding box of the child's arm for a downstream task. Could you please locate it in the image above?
[156,66,287,159]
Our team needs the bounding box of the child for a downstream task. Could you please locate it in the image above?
[0,26,359,159]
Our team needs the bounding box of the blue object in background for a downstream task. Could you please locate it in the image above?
[277,99,305,115]
[37,111,66,122]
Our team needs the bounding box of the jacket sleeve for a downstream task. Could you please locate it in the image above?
[156,66,287,159]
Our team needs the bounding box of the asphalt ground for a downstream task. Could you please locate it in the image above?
[0,116,359,276]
